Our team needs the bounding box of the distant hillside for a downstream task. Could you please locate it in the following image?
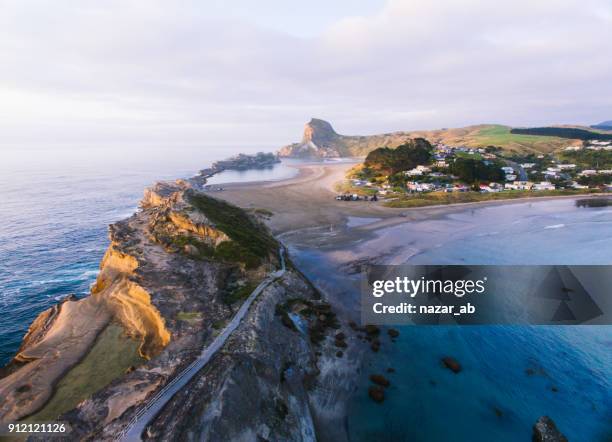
[278,119,580,157]
[511,127,612,141]
[592,120,612,130]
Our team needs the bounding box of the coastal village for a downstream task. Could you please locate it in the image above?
[339,138,612,202]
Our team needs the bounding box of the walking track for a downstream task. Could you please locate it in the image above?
[118,248,286,441]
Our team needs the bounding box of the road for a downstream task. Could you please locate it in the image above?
[505,159,528,181]
[119,248,286,442]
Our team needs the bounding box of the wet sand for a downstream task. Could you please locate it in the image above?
[212,162,605,241]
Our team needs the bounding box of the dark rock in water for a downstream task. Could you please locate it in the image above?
[532,416,568,442]
[387,328,399,338]
[368,386,385,403]
[369,374,390,387]
[364,324,380,336]
[442,356,462,373]
[493,407,503,418]
[348,320,358,330]
[386,367,395,373]
[550,386,558,393]
[370,340,380,352]
[334,338,348,349]
[526,368,536,376]
[336,351,343,358]
[429,380,437,386]
[335,332,346,341]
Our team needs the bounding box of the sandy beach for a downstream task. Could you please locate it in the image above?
[213,162,606,237]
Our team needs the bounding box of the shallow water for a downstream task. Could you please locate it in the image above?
[288,199,612,442]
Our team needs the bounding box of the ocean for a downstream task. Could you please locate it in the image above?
[1,150,610,441]
[287,199,612,442]
[0,146,297,366]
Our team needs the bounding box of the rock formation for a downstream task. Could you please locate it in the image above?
[532,416,568,442]
[0,176,350,441]
[278,118,414,158]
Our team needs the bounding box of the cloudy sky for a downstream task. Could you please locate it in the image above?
[1,0,611,149]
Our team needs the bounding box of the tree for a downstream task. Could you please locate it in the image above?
[450,158,504,184]
[364,138,433,175]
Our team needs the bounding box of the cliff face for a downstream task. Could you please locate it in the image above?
[278,118,414,158]
[0,177,349,441]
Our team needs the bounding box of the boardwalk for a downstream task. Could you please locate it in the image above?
[119,249,286,441]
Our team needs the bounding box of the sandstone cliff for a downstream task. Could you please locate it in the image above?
[0,176,350,441]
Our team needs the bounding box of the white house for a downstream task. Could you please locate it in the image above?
[533,181,556,191]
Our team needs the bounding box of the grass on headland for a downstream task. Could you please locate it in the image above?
[384,189,598,208]
[187,191,279,268]
[24,324,143,422]
[176,311,202,322]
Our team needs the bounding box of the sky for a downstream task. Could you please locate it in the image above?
[0,0,611,150]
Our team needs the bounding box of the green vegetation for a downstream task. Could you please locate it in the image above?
[187,191,278,269]
[25,324,143,422]
[454,150,483,160]
[449,158,504,184]
[384,189,596,208]
[474,125,557,146]
[172,235,215,259]
[224,282,258,305]
[560,149,612,169]
[364,138,433,175]
[511,127,612,141]
[176,311,202,322]
[212,319,227,330]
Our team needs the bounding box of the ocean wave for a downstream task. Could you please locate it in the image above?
[544,224,565,229]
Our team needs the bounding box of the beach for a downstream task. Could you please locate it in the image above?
[215,161,608,240]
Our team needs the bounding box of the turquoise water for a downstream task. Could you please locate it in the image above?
[288,200,612,442]
[0,146,294,365]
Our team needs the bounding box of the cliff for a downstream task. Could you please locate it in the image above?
[0,176,350,441]
[278,119,582,157]
[278,118,414,158]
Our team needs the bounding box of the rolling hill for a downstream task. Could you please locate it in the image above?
[278,119,581,158]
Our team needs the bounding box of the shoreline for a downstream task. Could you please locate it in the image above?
[211,161,608,236]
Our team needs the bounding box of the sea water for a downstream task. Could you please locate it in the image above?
[0,146,297,365]
[288,199,612,442]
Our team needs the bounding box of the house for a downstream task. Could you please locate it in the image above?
[505,174,517,181]
[557,164,576,170]
[501,166,515,174]
[405,165,431,176]
[579,170,597,176]
[564,145,582,151]
[570,181,588,189]
[533,181,556,191]
[521,163,536,169]
[406,182,435,192]
[505,181,533,190]
[435,160,448,168]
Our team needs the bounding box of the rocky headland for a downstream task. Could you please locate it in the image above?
[0,173,357,440]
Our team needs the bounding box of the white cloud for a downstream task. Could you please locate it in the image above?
[0,0,610,149]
